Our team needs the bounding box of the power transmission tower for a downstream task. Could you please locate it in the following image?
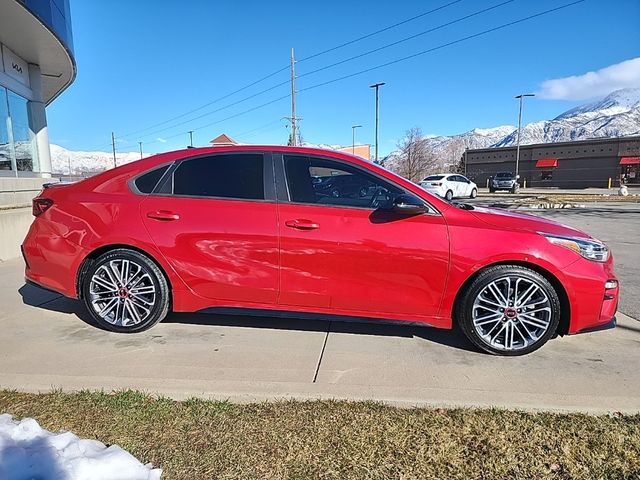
[111,132,117,168]
[290,48,298,146]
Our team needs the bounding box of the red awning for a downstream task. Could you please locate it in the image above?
[535,158,558,168]
[620,157,640,165]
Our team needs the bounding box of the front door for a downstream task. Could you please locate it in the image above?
[276,154,449,318]
[140,152,279,305]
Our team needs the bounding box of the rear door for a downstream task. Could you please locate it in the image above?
[140,151,279,305]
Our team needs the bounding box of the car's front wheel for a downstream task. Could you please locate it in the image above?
[456,265,561,355]
[81,248,170,333]
[470,188,477,199]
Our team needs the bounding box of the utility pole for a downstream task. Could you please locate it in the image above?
[138,141,143,159]
[188,130,194,147]
[351,125,362,154]
[514,93,535,183]
[369,82,385,163]
[111,132,117,168]
[290,48,298,146]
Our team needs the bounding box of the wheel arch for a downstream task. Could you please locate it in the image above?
[76,244,173,304]
[452,260,571,336]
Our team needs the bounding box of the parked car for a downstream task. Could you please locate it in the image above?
[23,146,618,356]
[489,171,520,193]
[420,174,478,201]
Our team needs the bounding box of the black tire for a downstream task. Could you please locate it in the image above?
[489,187,495,193]
[81,248,170,333]
[445,190,454,201]
[510,185,519,194]
[456,265,561,356]
[470,188,477,199]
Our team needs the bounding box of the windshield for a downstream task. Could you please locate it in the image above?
[424,175,444,181]
[495,172,514,178]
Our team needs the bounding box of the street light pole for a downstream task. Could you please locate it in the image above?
[514,93,535,183]
[188,130,194,148]
[351,125,362,154]
[138,141,143,159]
[369,82,385,163]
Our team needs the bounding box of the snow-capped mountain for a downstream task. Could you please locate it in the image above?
[493,88,640,147]
[388,88,640,170]
[50,144,149,175]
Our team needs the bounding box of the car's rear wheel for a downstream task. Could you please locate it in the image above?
[81,249,170,333]
[445,190,454,201]
[456,265,561,356]
[470,188,477,199]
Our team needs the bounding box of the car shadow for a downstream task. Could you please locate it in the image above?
[18,283,479,353]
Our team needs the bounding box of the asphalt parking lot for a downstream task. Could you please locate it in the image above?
[0,201,638,413]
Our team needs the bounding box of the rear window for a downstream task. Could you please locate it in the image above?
[134,165,169,194]
[424,175,444,181]
[172,153,264,200]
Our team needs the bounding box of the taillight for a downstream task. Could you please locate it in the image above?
[32,198,53,217]
[432,182,442,186]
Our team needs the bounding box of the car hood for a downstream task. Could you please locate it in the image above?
[468,206,592,239]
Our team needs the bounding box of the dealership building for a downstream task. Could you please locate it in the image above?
[464,136,640,189]
[0,0,75,178]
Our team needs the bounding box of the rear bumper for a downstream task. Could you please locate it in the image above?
[22,219,86,299]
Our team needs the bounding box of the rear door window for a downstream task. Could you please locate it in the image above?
[172,153,264,200]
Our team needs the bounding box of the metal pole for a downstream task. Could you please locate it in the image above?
[514,93,534,183]
[138,141,143,159]
[188,130,194,147]
[515,96,523,178]
[369,82,385,163]
[351,125,362,154]
[111,132,117,168]
[290,48,297,146]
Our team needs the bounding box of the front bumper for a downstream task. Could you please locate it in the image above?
[563,255,619,334]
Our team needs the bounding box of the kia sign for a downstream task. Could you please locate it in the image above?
[1,44,30,87]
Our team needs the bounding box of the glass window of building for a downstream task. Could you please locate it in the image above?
[0,87,10,171]
[7,90,36,172]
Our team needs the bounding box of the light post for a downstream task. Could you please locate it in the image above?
[351,125,362,154]
[515,93,535,183]
[188,130,194,148]
[138,141,143,159]
[369,82,385,163]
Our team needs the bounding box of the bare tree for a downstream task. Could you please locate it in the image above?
[392,127,439,182]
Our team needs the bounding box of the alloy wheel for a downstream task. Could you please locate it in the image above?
[89,258,157,327]
[472,275,552,352]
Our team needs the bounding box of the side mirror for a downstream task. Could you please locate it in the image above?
[392,194,427,215]
[516,174,520,179]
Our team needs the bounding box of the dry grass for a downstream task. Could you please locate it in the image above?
[1,390,639,479]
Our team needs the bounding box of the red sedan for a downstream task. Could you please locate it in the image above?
[22,146,619,355]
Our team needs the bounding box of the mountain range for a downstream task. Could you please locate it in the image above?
[49,88,640,174]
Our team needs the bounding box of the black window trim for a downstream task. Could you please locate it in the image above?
[149,151,276,203]
[274,152,440,215]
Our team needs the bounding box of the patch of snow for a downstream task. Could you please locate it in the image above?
[0,414,161,480]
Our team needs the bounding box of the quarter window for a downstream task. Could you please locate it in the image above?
[172,154,264,199]
[284,155,402,209]
[135,165,169,194]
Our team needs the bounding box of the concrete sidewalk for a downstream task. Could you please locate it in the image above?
[1,258,639,414]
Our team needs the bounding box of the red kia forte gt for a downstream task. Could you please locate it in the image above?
[22,146,619,355]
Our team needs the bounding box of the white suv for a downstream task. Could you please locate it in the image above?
[420,174,478,201]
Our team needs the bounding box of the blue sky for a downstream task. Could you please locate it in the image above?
[47,0,640,156]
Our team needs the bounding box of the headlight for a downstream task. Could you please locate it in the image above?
[542,234,609,262]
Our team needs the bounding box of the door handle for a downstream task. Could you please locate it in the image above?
[285,219,319,230]
[146,210,180,221]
